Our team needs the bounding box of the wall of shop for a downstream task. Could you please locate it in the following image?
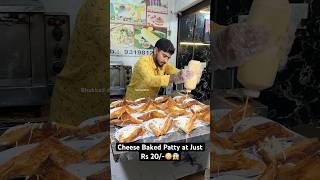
[110,0,180,68]
[174,0,204,12]
[110,0,206,68]
[40,0,204,68]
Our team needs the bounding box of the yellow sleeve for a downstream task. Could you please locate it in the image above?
[211,21,227,32]
[49,0,108,126]
[165,63,179,75]
[135,59,170,87]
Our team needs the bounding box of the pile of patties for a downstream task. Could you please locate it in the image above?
[110,95,210,143]
[210,106,320,180]
[0,120,109,179]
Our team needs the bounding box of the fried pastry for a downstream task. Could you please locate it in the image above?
[257,162,278,180]
[214,105,255,132]
[259,153,320,180]
[28,156,80,180]
[83,136,110,163]
[157,97,182,110]
[115,125,146,143]
[259,137,320,164]
[77,119,108,137]
[137,110,167,121]
[148,117,173,137]
[110,111,143,126]
[0,122,82,147]
[110,99,136,108]
[154,96,170,104]
[87,168,111,180]
[197,110,210,124]
[173,114,197,134]
[110,99,124,108]
[134,97,148,104]
[277,154,320,180]
[110,105,136,120]
[136,100,159,112]
[0,137,82,179]
[211,132,235,149]
[165,106,191,116]
[210,151,265,174]
[229,122,292,149]
[279,138,320,164]
[181,99,201,108]
[27,123,81,143]
[190,105,209,113]
[166,97,182,107]
[0,126,32,147]
[173,95,188,104]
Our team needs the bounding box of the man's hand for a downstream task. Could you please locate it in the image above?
[169,69,193,84]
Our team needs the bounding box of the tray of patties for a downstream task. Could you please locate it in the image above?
[0,115,110,179]
[109,95,210,160]
[209,105,320,179]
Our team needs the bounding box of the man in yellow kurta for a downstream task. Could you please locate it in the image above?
[49,0,108,125]
[125,38,191,100]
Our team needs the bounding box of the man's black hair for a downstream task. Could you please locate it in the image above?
[154,38,175,55]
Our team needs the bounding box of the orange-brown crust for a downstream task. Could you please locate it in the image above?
[174,95,189,104]
[83,137,110,163]
[211,132,235,149]
[182,100,201,108]
[210,151,265,174]
[86,168,111,180]
[110,105,136,120]
[257,163,278,180]
[197,111,210,123]
[0,122,92,147]
[28,156,80,180]
[149,123,162,137]
[275,138,320,164]
[165,106,191,117]
[148,117,173,137]
[118,126,146,143]
[137,111,166,121]
[110,112,143,126]
[0,137,82,179]
[229,122,292,149]
[191,105,209,113]
[136,100,159,112]
[154,96,171,104]
[277,154,320,179]
[214,105,255,132]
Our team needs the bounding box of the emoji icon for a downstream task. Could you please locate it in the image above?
[165,153,172,160]
[172,153,179,160]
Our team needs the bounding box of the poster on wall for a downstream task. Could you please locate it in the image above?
[134,26,167,49]
[110,0,169,57]
[111,26,167,56]
[110,24,135,48]
[147,12,167,28]
[110,0,147,25]
[146,0,168,14]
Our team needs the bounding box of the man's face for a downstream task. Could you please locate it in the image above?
[154,47,172,67]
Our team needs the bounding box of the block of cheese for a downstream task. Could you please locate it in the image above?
[184,60,202,91]
[237,0,291,95]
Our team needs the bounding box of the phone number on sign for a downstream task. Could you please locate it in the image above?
[110,49,153,56]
